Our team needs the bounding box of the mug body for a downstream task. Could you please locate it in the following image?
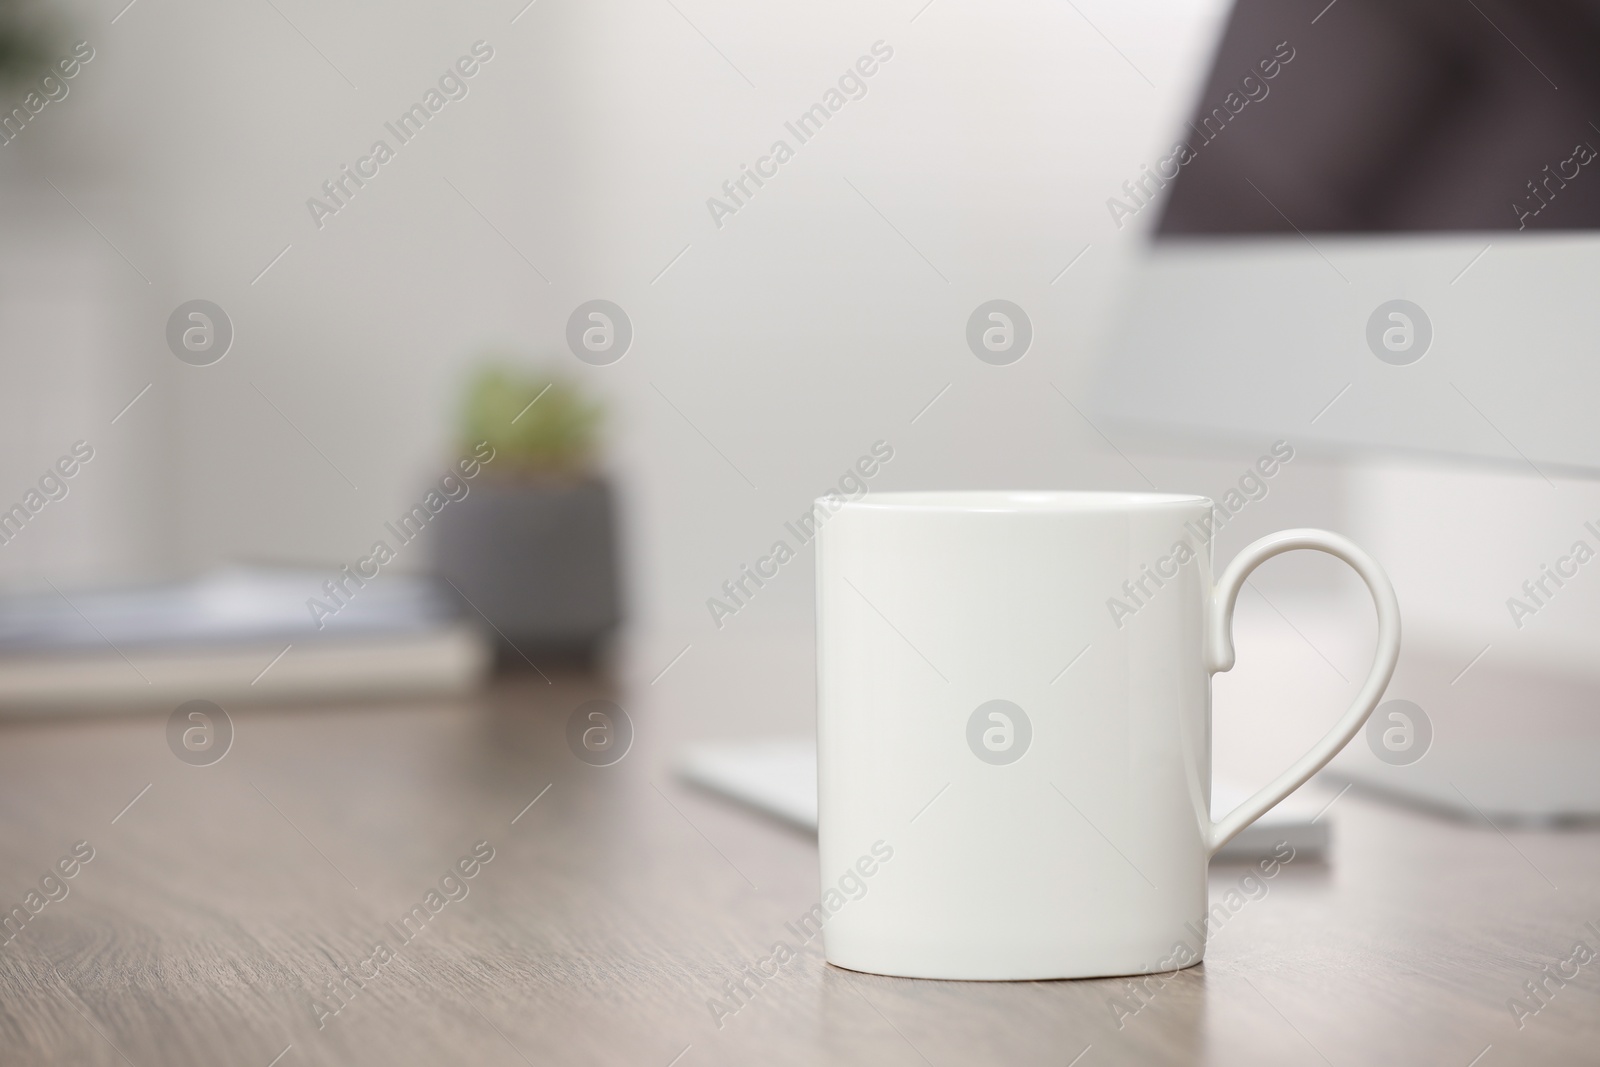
[816,491,1216,980]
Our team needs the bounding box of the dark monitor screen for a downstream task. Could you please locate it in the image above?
[1157,0,1600,234]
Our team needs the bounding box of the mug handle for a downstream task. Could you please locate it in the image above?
[1205,528,1401,856]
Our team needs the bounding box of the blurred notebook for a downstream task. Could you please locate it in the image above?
[678,737,1328,863]
[0,567,490,712]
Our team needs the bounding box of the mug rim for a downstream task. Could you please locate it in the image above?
[828,490,1211,512]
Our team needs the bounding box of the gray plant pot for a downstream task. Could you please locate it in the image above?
[432,478,622,665]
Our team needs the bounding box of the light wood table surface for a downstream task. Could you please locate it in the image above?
[0,669,1595,1067]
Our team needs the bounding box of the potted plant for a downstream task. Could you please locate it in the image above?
[432,364,622,667]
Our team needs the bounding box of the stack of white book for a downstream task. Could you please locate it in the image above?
[0,568,489,713]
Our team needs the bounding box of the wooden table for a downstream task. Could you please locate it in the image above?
[0,669,1595,1066]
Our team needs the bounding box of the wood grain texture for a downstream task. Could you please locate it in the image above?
[0,670,1594,1066]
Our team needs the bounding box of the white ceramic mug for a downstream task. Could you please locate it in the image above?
[815,492,1399,980]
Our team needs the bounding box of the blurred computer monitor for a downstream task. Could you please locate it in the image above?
[1093,0,1600,822]
[1097,0,1600,477]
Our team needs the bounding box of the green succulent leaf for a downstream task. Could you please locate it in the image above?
[460,362,602,477]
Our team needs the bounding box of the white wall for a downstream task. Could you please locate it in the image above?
[4,0,1248,645]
